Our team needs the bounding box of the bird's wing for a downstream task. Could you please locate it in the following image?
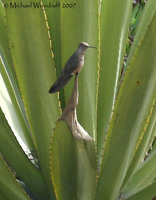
[63,53,78,73]
[49,53,78,93]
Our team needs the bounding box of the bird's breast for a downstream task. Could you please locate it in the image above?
[72,56,84,73]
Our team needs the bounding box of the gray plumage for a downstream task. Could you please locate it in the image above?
[49,42,96,93]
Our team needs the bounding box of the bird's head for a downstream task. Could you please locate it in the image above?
[77,42,96,54]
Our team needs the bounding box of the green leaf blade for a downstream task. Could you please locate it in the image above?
[0,108,49,200]
[121,150,156,199]
[97,0,133,158]
[60,0,99,139]
[96,11,156,200]
[5,1,60,198]
[121,97,156,188]
[50,120,97,200]
[127,0,156,66]
[126,181,156,200]
[0,2,17,84]
[0,155,30,200]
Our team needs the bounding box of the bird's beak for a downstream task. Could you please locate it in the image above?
[88,45,97,49]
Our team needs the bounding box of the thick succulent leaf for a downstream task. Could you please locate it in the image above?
[50,120,97,200]
[121,150,156,199]
[121,97,156,187]
[126,181,156,200]
[96,11,156,200]
[0,193,7,200]
[97,0,133,157]
[0,155,30,200]
[0,3,34,150]
[120,1,156,186]
[0,2,27,122]
[0,49,36,152]
[4,0,60,197]
[127,0,156,66]
[60,0,98,139]
[147,123,156,154]
[42,0,62,77]
[42,0,65,109]
[142,98,156,156]
[0,2,17,84]
[0,108,49,200]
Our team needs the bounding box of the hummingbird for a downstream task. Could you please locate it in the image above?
[48,42,96,93]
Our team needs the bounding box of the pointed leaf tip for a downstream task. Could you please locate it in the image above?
[60,75,93,141]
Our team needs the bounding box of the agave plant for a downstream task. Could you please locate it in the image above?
[0,0,156,199]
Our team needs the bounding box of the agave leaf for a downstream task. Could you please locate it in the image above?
[0,49,36,152]
[0,108,49,200]
[127,0,156,66]
[0,3,34,150]
[121,150,156,199]
[96,10,156,200]
[121,97,156,187]
[0,155,30,200]
[0,2,17,84]
[4,0,60,197]
[125,181,156,200]
[147,123,156,154]
[60,0,98,140]
[60,74,93,141]
[42,0,66,109]
[97,0,133,158]
[120,0,156,185]
[50,120,97,200]
[42,0,62,77]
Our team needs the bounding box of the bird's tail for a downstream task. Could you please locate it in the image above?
[49,72,73,93]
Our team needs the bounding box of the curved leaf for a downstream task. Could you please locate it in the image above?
[0,155,30,200]
[50,120,97,200]
[121,150,156,199]
[0,3,34,151]
[121,97,156,187]
[0,2,17,84]
[0,108,49,200]
[42,0,66,110]
[60,0,99,139]
[42,0,62,77]
[0,49,36,152]
[127,0,156,66]
[5,0,60,197]
[97,0,133,158]
[126,177,156,200]
[147,123,156,154]
[96,11,156,200]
